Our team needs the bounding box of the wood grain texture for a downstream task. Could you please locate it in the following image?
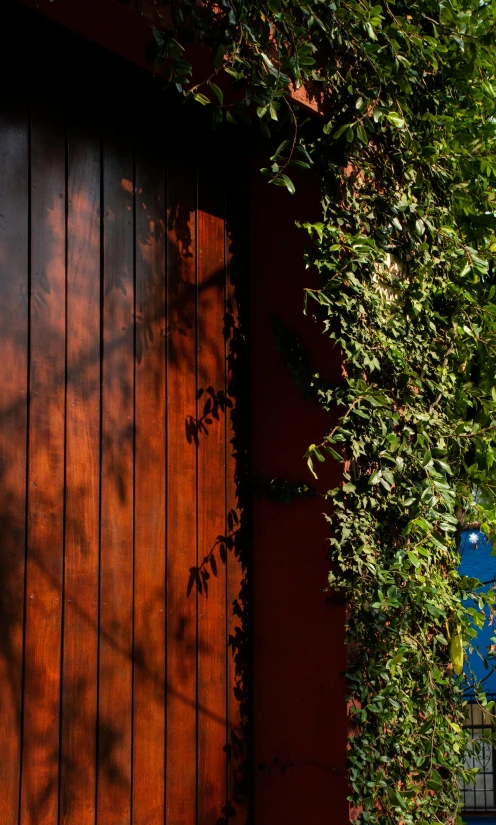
[197,164,228,825]
[60,109,101,825]
[0,22,247,820]
[97,118,134,825]
[132,129,167,824]
[0,91,29,825]
[166,157,198,825]
[21,97,66,825]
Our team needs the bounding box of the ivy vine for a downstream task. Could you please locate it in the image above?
[149,1,496,822]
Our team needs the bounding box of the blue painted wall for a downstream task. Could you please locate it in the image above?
[459,529,496,823]
[459,527,496,695]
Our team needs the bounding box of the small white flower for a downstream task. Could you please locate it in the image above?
[468,532,479,544]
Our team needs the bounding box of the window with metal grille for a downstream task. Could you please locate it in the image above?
[461,700,496,813]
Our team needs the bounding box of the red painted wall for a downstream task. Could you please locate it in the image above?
[18,0,153,71]
[249,166,348,824]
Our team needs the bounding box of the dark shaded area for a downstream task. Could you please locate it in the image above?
[248,156,348,824]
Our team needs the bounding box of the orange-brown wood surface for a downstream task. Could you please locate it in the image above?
[98,114,134,825]
[197,165,228,825]
[166,156,198,825]
[0,8,247,825]
[62,102,102,825]
[0,87,29,825]
[133,127,166,824]
[21,96,66,825]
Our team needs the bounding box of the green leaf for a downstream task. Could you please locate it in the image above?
[407,550,420,568]
[365,21,376,40]
[194,93,211,106]
[281,174,295,195]
[450,632,464,676]
[415,218,425,236]
[271,140,290,161]
[209,83,223,105]
[289,160,311,169]
[325,445,343,462]
[356,124,368,145]
[387,112,406,129]
[307,455,318,479]
[333,123,351,139]
[213,44,224,68]
[152,26,164,46]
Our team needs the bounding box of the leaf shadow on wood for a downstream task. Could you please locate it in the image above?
[182,207,252,825]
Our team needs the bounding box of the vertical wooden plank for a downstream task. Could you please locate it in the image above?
[0,93,28,825]
[132,131,167,825]
[60,110,101,825]
[166,157,198,825]
[97,121,134,825]
[225,194,249,825]
[197,165,227,825]
[20,97,65,825]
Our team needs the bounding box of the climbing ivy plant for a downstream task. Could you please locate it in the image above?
[151,1,496,822]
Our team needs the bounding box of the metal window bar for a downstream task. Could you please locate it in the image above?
[462,697,496,813]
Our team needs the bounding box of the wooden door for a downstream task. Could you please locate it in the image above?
[0,8,249,825]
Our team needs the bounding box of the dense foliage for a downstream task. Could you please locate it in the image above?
[152,1,496,822]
